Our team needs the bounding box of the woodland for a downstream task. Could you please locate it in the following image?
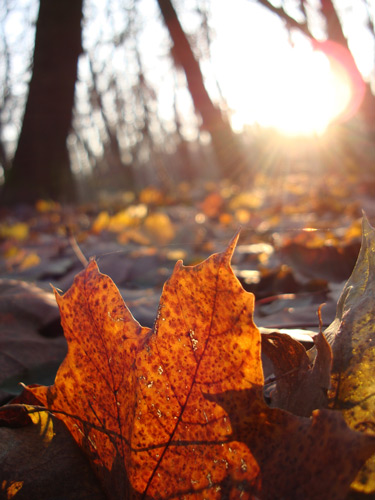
[1,0,375,499]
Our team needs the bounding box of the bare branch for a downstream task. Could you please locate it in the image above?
[255,0,312,38]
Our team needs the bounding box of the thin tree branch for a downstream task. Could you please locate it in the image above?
[255,0,312,38]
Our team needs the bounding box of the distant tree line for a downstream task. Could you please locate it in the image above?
[0,0,373,204]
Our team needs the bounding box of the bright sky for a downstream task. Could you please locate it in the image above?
[1,0,375,150]
[133,0,375,138]
[205,0,375,135]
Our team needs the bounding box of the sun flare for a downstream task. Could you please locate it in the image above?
[228,39,359,137]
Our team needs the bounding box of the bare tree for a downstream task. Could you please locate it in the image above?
[1,0,83,204]
[156,0,250,181]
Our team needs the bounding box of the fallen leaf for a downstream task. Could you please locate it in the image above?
[0,280,65,404]
[139,186,164,205]
[325,215,375,493]
[18,252,41,271]
[253,291,337,331]
[200,192,224,218]
[0,403,105,500]
[0,222,29,241]
[117,228,150,246]
[280,241,360,283]
[92,210,110,234]
[17,234,374,499]
[234,208,251,224]
[107,208,141,232]
[262,328,332,416]
[209,394,375,500]
[27,234,261,498]
[35,199,61,213]
[143,212,175,245]
[228,191,262,211]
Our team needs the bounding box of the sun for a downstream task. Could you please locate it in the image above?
[228,38,362,137]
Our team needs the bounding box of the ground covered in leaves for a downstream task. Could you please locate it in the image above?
[1,172,375,499]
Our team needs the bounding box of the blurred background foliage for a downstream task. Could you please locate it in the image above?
[0,0,374,204]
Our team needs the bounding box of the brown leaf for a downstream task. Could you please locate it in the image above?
[262,332,310,411]
[209,392,375,500]
[0,404,105,500]
[0,280,65,403]
[262,329,332,416]
[21,234,375,499]
[280,241,360,282]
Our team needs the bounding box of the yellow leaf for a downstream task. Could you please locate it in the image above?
[0,223,29,241]
[92,211,110,234]
[229,191,262,211]
[27,406,54,445]
[117,228,150,246]
[108,206,146,232]
[19,252,41,271]
[144,212,175,245]
[235,208,251,224]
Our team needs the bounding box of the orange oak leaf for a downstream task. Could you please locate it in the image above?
[25,235,375,499]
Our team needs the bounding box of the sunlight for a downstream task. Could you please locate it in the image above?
[228,39,359,137]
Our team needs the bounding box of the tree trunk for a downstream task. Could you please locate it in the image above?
[1,0,83,204]
[156,0,250,181]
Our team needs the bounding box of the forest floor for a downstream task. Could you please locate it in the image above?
[0,169,374,404]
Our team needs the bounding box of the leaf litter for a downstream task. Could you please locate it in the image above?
[1,181,375,497]
[1,229,375,498]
